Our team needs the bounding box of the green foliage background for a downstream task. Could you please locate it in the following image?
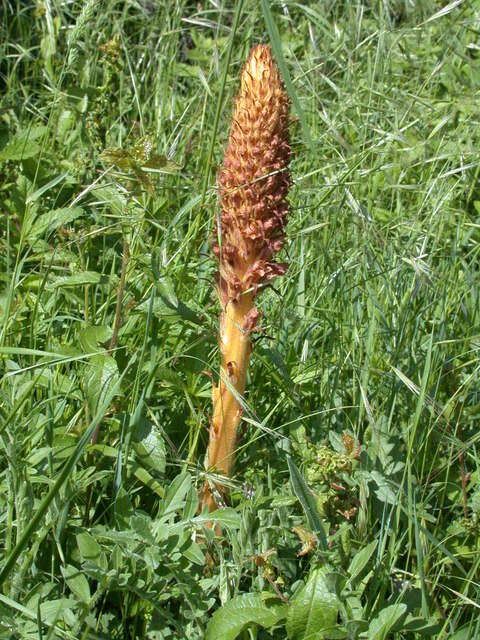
[0,0,479,638]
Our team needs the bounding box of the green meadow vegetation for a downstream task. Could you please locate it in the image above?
[1,0,479,637]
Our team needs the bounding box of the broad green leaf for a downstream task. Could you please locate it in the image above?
[402,617,441,636]
[61,564,91,605]
[0,126,47,161]
[27,206,83,242]
[130,463,165,498]
[114,486,134,523]
[132,418,166,474]
[182,539,205,566]
[205,593,287,640]
[78,325,112,353]
[91,185,127,216]
[271,496,297,508]
[36,369,82,399]
[367,603,407,640]
[76,531,107,571]
[90,445,165,498]
[449,625,478,640]
[345,619,368,637]
[130,514,155,543]
[85,354,120,415]
[38,597,77,626]
[347,540,378,586]
[140,296,200,324]
[194,507,241,528]
[143,275,200,325]
[183,485,199,520]
[48,271,109,289]
[140,297,178,321]
[141,154,180,173]
[157,275,178,308]
[286,567,339,640]
[159,472,192,516]
[287,456,326,549]
[76,531,101,561]
[370,470,398,505]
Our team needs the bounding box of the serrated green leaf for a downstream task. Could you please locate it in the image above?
[286,567,339,640]
[205,593,287,640]
[100,147,137,170]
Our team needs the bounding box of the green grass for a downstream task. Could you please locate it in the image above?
[0,0,479,638]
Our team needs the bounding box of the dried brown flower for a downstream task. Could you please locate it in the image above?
[215,43,291,305]
[202,44,291,513]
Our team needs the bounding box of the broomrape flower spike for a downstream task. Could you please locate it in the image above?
[202,44,291,512]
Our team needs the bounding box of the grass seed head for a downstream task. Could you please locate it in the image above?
[215,44,291,306]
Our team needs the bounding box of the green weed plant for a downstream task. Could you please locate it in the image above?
[0,1,479,638]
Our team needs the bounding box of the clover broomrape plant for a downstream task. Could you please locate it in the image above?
[201,44,291,512]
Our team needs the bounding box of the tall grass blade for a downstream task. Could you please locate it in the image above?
[0,361,130,587]
[260,0,313,150]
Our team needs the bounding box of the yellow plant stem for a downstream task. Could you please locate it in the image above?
[203,292,254,511]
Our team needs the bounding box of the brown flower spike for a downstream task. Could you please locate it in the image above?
[202,45,290,512]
